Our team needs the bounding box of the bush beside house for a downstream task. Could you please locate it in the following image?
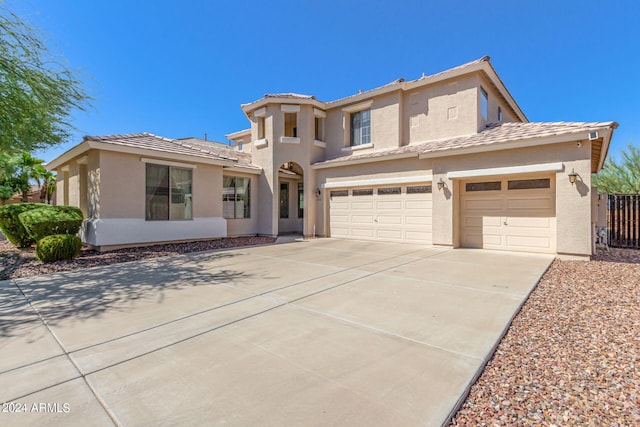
[35,234,82,263]
[0,203,42,247]
[19,205,83,242]
[0,202,84,262]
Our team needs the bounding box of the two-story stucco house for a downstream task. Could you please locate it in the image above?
[47,57,617,259]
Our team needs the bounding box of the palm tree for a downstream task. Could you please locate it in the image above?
[14,152,45,202]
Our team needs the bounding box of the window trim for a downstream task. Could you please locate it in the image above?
[145,164,193,221]
[349,109,371,147]
[223,176,251,219]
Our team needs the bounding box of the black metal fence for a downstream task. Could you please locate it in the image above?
[608,194,640,249]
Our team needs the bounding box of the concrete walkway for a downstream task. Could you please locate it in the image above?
[0,239,553,426]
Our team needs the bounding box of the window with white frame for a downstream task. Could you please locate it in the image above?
[145,164,192,220]
[223,176,251,219]
[350,109,371,146]
[498,106,503,123]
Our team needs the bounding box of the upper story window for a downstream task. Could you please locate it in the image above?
[257,116,265,139]
[315,116,324,141]
[237,140,243,151]
[498,106,503,123]
[145,164,193,221]
[284,112,297,137]
[350,109,371,146]
[480,87,488,121]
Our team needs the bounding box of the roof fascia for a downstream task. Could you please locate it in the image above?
[311,152,418,170]
[242,97,326,116]
[46,141,90,170]
[225,129,251,139]
[88,141,235,167]
[223,165,262,175]
[418,132,594,160]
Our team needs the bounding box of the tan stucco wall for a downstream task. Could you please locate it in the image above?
[403,76,479,144]
[478,74,519,126]
[430,140,594,256]
[98,151,223,219]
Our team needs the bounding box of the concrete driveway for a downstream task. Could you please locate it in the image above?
[1,239,553,426]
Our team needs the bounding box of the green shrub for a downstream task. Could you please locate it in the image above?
[35,234,82,262]
[19,205,83,242]
[0,203,43,247]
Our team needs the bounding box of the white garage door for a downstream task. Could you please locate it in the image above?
[329,185,432,244]
[460,176,556,254]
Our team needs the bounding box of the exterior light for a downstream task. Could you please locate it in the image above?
[568,169,578,185]
[437,178,445,191]
[315,188,321,197]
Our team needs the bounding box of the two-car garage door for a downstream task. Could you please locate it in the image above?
[460,176,556,254]
[327,175,556,254]
[329,184,432,244]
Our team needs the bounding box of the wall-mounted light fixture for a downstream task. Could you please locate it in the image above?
[568,169,578,185]
[314,188,321,197]
[437,178,445,191]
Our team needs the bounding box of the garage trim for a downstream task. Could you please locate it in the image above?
[322,175,433,189]
[447,162,563,179]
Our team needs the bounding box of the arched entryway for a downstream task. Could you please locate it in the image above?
[277,161,304,235]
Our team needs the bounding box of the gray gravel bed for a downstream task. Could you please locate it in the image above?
[451,248,640,426]
[0,236,276,280]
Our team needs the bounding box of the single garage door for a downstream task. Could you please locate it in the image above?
[460,176,556,254]
[329,184,432,244]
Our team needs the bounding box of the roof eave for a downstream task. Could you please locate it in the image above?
[242,97,326,116]
[225,128,251,140]
[46,140,91,170]
[596,123,619,172]
[311,152,418,170]
[417,130,603,160]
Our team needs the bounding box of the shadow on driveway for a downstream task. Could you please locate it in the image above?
[1,251,253,338]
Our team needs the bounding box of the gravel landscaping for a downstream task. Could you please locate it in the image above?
[0,236,276,280]
[450,248,640,426]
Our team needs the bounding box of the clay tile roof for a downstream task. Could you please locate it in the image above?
[313,121,617,166]
[84,133,259,169]
[264,93,316,100]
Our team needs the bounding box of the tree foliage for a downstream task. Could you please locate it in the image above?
[0,5,91,153]
[0,151,55,204]
[593,143,640,194]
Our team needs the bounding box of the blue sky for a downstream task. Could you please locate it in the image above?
[9,0,640,163]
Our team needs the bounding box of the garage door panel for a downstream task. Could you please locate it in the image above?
[351,227,375,238]
[351,201,374,209]
[464,198,504,210]
[377,229,403,239]
[328,186,432,245]
[461,177,555,254]
[508,217,553,228]
[406,199,431,209]
[377,215,402,225]
[352,215,375,224]
[507,197,553,210]
[406,215,431,225]
[376,200,402,209]
[331,215,349,223]
[506,235,553,249]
